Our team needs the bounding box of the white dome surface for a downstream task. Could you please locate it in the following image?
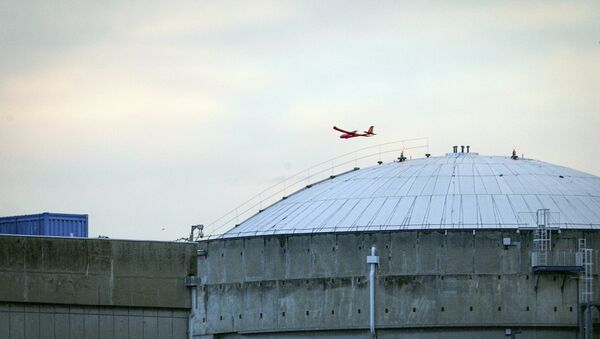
[223,153,600,238]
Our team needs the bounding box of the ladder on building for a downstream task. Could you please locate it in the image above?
[578,239,593,303]
[532,209,551,267]
[577,238,595,339]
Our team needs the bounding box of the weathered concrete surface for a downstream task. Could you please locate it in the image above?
[0,235,197,308]
[0,301,189,339]
[196,327,583,339]
[194,230,600,338]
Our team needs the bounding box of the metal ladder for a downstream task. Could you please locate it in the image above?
[532,209,551,267]
[578,238,593,303]
[578,238,594,339]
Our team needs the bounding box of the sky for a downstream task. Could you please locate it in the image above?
[1,1,599,240]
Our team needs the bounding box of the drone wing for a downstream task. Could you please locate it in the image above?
[333,126,354,134]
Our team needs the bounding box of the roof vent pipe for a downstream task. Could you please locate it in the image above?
[453,146,458,153]
[461,145,465,153]
[398,151,406,162]
[466,145,470,153]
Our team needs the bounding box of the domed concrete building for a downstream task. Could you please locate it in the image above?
[193,150,600,338]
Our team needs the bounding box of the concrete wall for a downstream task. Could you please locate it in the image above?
[0,302,188,339]
[0,235,197,308]
[0,235,197,339]
[194,230,600,338]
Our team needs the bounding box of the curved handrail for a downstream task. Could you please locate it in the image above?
[198,137,429,239]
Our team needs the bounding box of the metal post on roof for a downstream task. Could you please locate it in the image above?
[189,224,203,241]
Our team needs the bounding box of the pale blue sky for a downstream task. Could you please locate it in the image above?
[1,1,599,239]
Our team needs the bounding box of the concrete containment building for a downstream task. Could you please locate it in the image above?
[194,150,600,338]
[0,236,197,339]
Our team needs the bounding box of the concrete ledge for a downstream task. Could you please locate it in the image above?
[0,236,197,308]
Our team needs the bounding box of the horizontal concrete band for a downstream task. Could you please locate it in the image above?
[0,301,189,339]
[0,235,198,308]
[199,230,600,282]
[237,323,582,334]
[197,327,593,339]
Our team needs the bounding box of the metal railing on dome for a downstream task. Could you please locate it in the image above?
[517,210,561,229]
[194,137,429,240]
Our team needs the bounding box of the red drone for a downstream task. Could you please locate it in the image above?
[333,126,376,139]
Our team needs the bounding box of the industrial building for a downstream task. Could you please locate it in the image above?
[192,149,600,338]
[0,235,196,339]
[2,148,600,338]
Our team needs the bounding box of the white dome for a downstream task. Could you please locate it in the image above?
[223,153,600,238]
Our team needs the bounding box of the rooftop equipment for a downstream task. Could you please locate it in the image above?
[0,212,88,237]
[397,150,407,162]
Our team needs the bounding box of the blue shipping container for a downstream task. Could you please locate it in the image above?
[0,213,88,237]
